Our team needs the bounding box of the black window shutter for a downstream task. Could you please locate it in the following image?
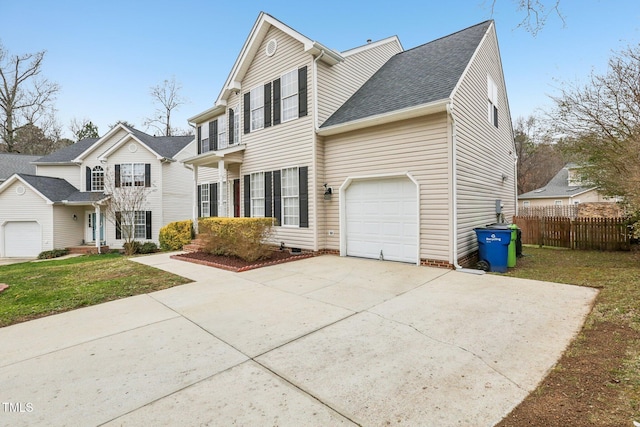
[211,120,218,151]
[243,174,251,217]
[145,164,151,187]
[264,83,272,128]
[299,166,309,228]
[86,166,91,191]
[273,170,281,226]
[228,109,234,145]
[273,78,281,126]
[298,66,308,117]
[493,106,499,128]
[265,171,272,218]
[197,126,202,154]
[115,164,121,188]
[211,183,218,217]
[243,93,250,134]
[115,211,122,239]
[145,211,152,240]
[197,185,202,217]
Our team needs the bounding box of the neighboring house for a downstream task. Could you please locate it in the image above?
[518,163,614,208]
[0,153,39,183]
[184,12,516,267]
[0,124,194,257]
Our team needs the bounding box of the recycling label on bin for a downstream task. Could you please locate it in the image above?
[484,233,503,242]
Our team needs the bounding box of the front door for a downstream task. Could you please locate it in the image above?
[86,211,105,243]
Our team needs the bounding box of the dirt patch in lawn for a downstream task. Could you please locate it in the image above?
[496,320,638,427]
[171,250,314,272]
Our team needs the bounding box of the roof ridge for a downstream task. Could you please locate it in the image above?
[400,20,492,55]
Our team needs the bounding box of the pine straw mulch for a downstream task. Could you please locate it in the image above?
[171,250,314,272]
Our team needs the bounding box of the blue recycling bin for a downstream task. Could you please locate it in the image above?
[474,228,512,273]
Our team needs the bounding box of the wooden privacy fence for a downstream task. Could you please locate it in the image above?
[513,216,630,251]
[518,205,578,218]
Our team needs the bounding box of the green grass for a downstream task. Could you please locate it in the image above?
[504,246,640,419]
[0,253,192,327]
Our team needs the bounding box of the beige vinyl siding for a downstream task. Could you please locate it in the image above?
[197,166,221,184]
[161,162,194,224]
[519,189,607,207]
[322,114,451,261]
[0,181,53,256]
[52,206,84,248]
[106,141,162,248]
[35,165,80,188]
[317,40,401,125]
[239,25,315,249]
[452,24,516,258]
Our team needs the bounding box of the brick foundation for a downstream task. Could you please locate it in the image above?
[457,250,479,268]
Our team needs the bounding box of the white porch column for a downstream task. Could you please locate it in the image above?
[218,159,226,217]
[94,204,101,254]
[192,165,199,234]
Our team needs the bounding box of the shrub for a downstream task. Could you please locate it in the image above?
[138,242,158,254]
[159,219,193,251]
[37,249,70,259]
[199,217,274,262]
[123,241,141,256]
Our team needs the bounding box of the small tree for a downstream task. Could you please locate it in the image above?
[100,167,154,255]
[70,118,99,141]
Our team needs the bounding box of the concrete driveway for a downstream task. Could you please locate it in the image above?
[0,254,597,426]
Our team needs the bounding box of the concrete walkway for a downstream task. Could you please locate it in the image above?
[0,253,597,426]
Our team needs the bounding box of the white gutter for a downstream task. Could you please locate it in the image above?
[447,102,484,275]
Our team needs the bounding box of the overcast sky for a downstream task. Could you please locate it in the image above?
[2,0,639,138]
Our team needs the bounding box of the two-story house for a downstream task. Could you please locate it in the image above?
[184,12,516,268]
[0,124,194,257]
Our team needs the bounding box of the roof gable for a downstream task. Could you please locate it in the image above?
[215,12,343,105]
[519,166,598,199]
[0,173,79,203]
[320,21,492,129]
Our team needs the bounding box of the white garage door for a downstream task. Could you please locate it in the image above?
[345,177,418,263]
[4,221,41,257]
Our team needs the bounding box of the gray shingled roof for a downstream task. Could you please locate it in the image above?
[14,173,107,203]
[519,166,596,199]
[124,126,194,159]
[321,21,492,128]
[33,138,99,163]
[33,126,194,164]
[0,153,39,181]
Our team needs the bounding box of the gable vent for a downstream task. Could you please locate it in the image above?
[266,39,277,57]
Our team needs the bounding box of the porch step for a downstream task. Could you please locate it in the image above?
[183,234,207,252]
[66,245,110,255]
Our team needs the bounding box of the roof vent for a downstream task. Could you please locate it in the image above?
[367,39,372,43]
[266,39,277,57]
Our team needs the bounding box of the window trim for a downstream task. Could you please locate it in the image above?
[200,183,210,218]
[91,166,104,192]
[120,163,145,187]
[250,172,265,218]
[487,75,498,128]
[281,167,300,227]
[250,85,265,132]
[217,116,227,149]
[233,105,240,145]
[280,68,299,123]
[120,210,147,240]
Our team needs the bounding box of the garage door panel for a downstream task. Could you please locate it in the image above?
[345,177,417,263]
[4,221,41,257]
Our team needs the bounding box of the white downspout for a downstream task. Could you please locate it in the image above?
[311,50,325,252]
[447,102,484,274]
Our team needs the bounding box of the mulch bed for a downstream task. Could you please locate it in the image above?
[171,250,314,272]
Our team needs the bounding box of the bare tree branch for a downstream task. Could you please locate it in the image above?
[143,76,188,136]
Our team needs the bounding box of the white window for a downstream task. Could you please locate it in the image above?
[91,166,104,191]
[233,106,240,145]
[220,180,228,217]
[201,184,210,217]
[250,86,264,131]
[218,117,227,149]
[487,75,498,128]
[523,201,530,208]
[281,69,298,122]
[122,211,146,239]
[281,167,299,226]
[201,137,209,153]
[121,163,145,187]
[554,200,563,206]
[250,172,265,217]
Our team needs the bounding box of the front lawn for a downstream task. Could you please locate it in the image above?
[0,253,192,327]
[497,247,640,426]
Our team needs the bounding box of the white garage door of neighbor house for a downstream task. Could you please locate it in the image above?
[4,221,42,257]
[345,177,418,263]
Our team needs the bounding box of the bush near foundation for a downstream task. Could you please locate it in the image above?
[159,220,194,251]
[199,217,274,262]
